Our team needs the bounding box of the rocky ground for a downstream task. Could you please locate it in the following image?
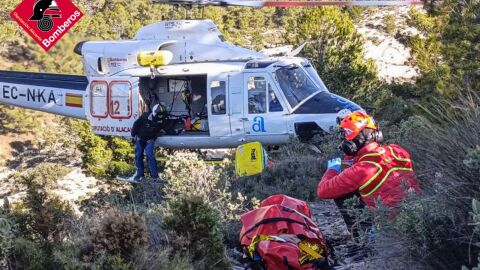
[311,200,367,270]
[355,6,421,83]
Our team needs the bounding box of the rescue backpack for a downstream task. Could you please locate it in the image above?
[240,195,332,270]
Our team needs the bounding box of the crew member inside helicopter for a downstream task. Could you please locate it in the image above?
[268,86,283,112]
[248,77,267,114]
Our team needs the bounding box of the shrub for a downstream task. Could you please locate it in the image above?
[93,255,133,270]
[9,237,47,270]
[162,151,247,220]
[34,117,82,160]
[0,217,15,269]
[383,15,396,35]
[109,161,135,178]
[163,196,230,269]
[284,7,378,102]
[463,199,480,270]
[132,247,194,270]
[11,162,71,190]
[10,163,74,253]
[464,146,480,171]
[91,209,147,261]
[110,137,134,163]
[369,89,480,269]
[72,120,137,178]
[0,105,41,135]
[72,120,113,178]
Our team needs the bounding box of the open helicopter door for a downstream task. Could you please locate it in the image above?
[86,77,138,137]
[208,72,232,137]
[243,73,289,144]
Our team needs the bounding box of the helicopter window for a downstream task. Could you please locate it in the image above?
[90,81,108,118]
[247,76,267,114]
[268,84,283,112]
[211,80,226,115]
[303,62,328,91]
[109,81,132,119]
[275,65,320,108]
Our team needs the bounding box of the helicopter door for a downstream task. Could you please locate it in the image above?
[86,78,138,137]
[208,74,231,137]
[243,74,288,143]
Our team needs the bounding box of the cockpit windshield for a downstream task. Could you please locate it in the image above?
[302,61,328,91]
[275,65,322,108]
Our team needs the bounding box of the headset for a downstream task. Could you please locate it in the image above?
[340,125,383,156]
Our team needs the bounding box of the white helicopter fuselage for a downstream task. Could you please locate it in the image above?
[0,19,362,148]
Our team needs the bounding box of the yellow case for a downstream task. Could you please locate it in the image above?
[235,141,267,177]
[137,51,173,67]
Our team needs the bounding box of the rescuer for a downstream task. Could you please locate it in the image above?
[129,104,166,182]
[318,111,419,211]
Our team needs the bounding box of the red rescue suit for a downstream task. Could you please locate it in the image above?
[318,142,419,208]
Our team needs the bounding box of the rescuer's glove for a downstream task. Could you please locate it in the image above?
[327,158,342,173]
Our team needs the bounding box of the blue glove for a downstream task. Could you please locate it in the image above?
[327,158,342,173]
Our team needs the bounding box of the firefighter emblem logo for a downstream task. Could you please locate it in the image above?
[10,0,84,51]
[29,0,62,32]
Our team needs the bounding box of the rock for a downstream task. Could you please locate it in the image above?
[53,168,99,213]
[354,6,424,83]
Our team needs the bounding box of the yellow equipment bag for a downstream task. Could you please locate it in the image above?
[137,50,173,67]
[235,141,267,177]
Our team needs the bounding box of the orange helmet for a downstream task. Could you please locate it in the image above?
[340,111,377,140]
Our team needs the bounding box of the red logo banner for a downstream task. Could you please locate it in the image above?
[10,0,84,52]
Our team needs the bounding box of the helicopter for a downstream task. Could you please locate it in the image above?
[0,0,423,149]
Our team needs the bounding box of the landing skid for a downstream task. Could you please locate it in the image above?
[116,176,163,184]
[116,176,140,184]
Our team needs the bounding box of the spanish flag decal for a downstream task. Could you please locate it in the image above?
[65,93,83,108]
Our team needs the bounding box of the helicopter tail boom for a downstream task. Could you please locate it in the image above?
[0,71,88,119]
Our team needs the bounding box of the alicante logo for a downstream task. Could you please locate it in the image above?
[10,0,84,52]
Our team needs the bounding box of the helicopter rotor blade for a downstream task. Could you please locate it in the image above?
[221,0,424,7]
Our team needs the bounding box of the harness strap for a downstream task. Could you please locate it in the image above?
[358,146,413,197]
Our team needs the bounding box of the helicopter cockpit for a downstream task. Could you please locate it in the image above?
[275,64,325,109]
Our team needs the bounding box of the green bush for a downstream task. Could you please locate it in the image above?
[0,217,15,269]
[284,7,378,103]
[109,161,135,178]
[162,151,247,220]
[132,247,194,270]
[93,255,133,270]
[163,196,230,270]
[0,105,41,135]
[383,15,396,35]
[11,163,71,190]
[463,199,480,270]
[9,237,48,270]
[10,163,74,250]
[72,120,137,178]
[464,146,480,171]
[72,120,113,178]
